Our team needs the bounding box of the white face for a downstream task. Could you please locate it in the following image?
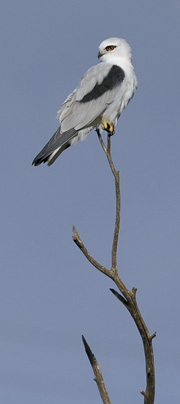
[98,37,132,61]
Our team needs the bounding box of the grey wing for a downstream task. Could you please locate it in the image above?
[58,63,125,132]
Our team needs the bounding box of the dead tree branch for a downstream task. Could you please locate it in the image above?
[72,131,155,403]
[82,335,112,404]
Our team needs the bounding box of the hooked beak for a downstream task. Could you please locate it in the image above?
[98,49,106,59]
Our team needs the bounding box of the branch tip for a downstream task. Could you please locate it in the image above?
[110,288,128,306]
[150,332,157,341]
[72,226,84,249]
[82,334,112,404]
[82,335,95,367]
[131,287,137,298]
[72,225,77,238]
[130,288,137,300]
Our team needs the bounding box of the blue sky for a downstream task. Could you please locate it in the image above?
[1,1,180,403]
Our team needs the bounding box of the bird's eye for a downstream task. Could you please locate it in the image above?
[105,45,116,51]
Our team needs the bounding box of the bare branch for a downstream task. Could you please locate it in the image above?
[96,130,120,273]
[73,132,155,403]
[112,277,156,403]
[72,226,113,279]
[82,335,112,404]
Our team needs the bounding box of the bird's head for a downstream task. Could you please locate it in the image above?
[98,37,132,63]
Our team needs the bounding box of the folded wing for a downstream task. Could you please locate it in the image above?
[32,62,125,166]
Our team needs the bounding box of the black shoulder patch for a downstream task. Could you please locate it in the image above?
[79,65,125,103]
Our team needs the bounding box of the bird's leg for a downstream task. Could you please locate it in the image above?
[101,119,115,136]
[96,128,101,137]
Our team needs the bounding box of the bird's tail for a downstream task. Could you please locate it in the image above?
[32,126,77,166]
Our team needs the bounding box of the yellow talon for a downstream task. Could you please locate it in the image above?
[101,120,115,135]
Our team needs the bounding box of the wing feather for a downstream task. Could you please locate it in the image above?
[59,63,125,132]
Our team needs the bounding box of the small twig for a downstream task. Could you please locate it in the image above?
[150,332,157,341]
[110,288,128,306]
[82,335,112,404]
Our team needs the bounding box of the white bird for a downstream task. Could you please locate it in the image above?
[32,37,137,166]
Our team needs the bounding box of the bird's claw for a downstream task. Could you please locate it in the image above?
[101,120,115,136]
